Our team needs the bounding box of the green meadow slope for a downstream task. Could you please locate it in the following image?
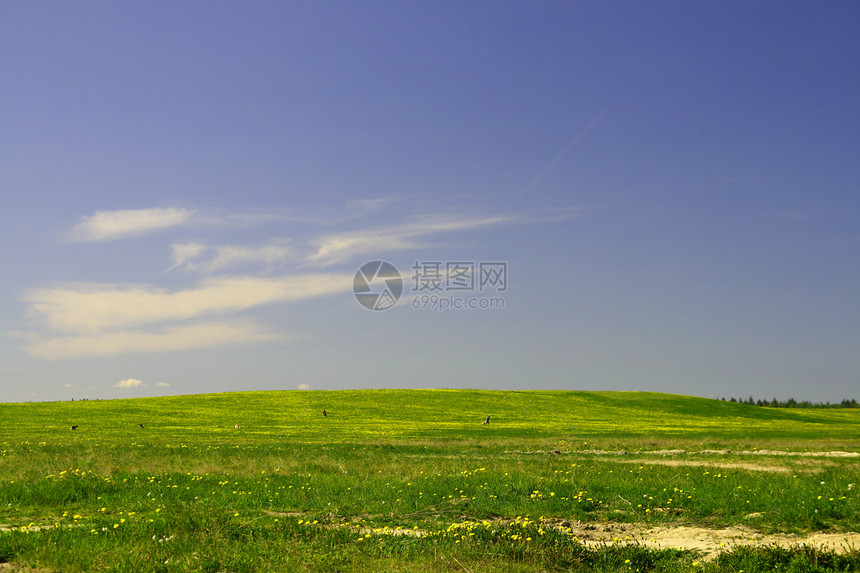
[2,390,858,450]
[2,391,859,572]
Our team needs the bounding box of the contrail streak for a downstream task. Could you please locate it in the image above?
[505,111,605,212]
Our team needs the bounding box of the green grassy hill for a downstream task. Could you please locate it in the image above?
[2,390,859,572]
[3,390,858,450]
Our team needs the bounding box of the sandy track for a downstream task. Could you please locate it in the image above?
[540,520,860,559]
[511,449,859,458]
[505,449,858,472]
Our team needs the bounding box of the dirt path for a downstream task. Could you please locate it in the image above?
[616,458,796,472]
[505,449,858,473]
[541,520,860,559]
[0,565,55,573]
[511,449,860,458]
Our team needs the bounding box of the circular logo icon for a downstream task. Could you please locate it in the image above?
[353,261,402,311]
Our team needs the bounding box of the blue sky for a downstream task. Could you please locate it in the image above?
[1,1,858,402]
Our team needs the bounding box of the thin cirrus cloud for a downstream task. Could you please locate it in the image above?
[66,204,392,245]
[162,213,519,272]
[305,214,515,267]
[303,210,587,267]
[25,322,283,361]
[67,207,196,242]
[166,239,294,273]
[23,273,353,335]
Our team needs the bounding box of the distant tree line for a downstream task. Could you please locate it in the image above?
[721,396,859,409]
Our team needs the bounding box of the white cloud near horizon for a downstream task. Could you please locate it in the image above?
[24,322,284,360]
[156,382,170,387]
[114,378,145,389]
[69,207,195,242]
[24,273,352,334]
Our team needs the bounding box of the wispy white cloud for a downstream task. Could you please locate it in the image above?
[24,322,284,360]
[114,378,145,389]
[166,242,209,271]
[22,206,580,360]
[162,213,518,273]
[350,196,401,214]
[23,273,352,334]
[167,239,294,273]
[69,207,195,242]
[304,229,400,267]
[297,383,310,390]
[155,382,170,387]
[305,214,515,266]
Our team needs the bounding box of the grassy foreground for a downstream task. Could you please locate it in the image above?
[1,390,859,572]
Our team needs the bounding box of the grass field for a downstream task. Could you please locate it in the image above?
[1,390,859,572]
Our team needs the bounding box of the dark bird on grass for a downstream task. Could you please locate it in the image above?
[482,415,490,425]
[70,425,78,430]
[322,410,327,417]
[138,424,144,429]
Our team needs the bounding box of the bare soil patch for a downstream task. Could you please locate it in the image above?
[508,449,857,472]
[575,449,860,458]
[0,525,54,533]
[263,510,308,518]
[540,520,860,559]
[612,458,795,473]
[0,564,57,573]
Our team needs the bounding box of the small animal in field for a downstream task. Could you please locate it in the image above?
[482,415,490,425]
[234,424,240,429]
[70,425,78,430]
[138,424,144,429]
[322,410,327,417]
